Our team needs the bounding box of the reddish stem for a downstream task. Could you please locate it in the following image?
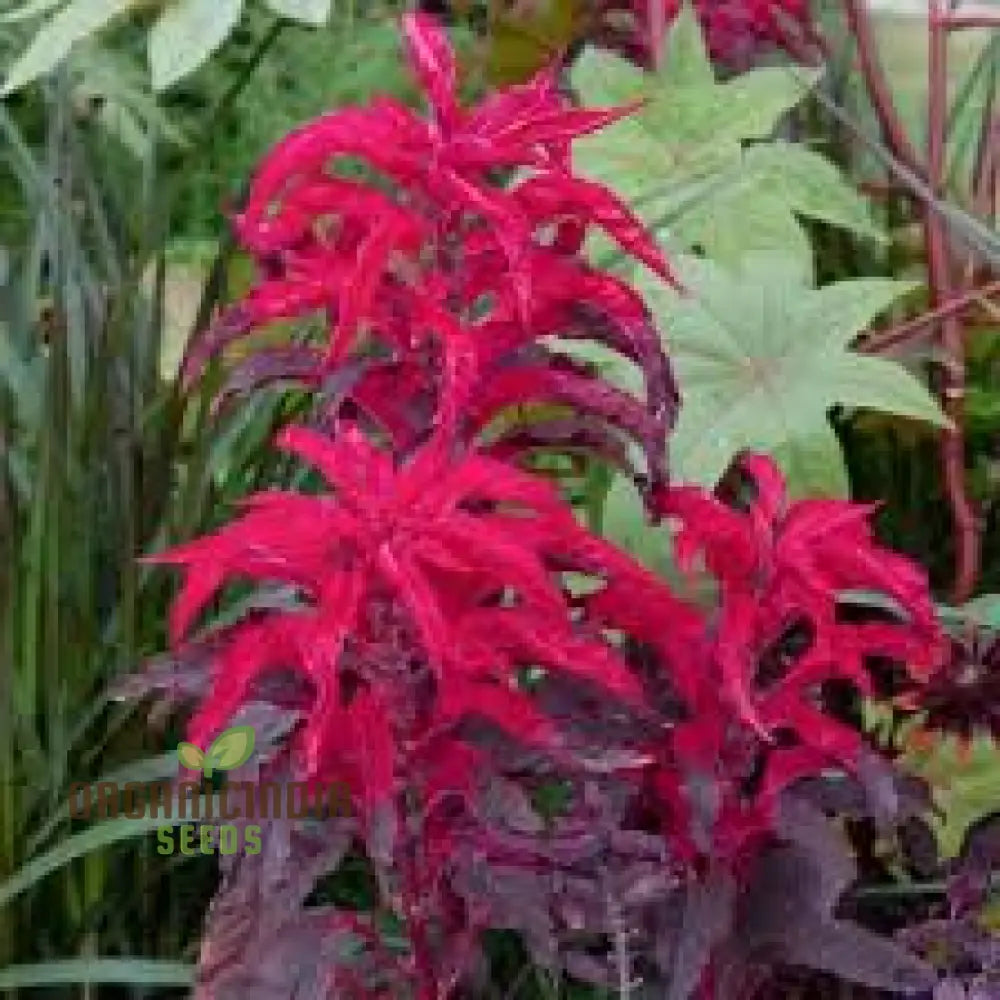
[842,0,924,178]
[926,0,980,602]
[858,278,1000,354]
[843,0,981,597]
[396,796,440,1000]
[768,6,824,67]
[941,14,1000,30]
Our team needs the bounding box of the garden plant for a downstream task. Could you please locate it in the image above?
[1,1,1000,998]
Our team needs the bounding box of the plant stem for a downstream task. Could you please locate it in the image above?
[859,277,1000,354]
[941,14,1000,31]
[850,880,947,899]
[607,890,638,999]
[841,0,982,597]
[201,18,289,150]
[842,0,923,179]
[398,797,438,1000]
[926,0,981,603]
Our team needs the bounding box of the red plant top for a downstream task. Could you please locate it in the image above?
[183,11,679,483]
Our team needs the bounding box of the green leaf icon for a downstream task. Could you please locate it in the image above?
[177,742,205,771]
[203,726,256,777]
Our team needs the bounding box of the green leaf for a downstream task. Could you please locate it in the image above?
[262,0,330,26]
[572,37,818,178]
[634,254,949,496]
[655,2,712,88]
[74,43,190,150]
[0,795,221,909]
[486,0,581,85]
[0,0,64,24]
[601,474,715,605]
[175,741,205,770]
[569,12,880,272]
[205,724,255,771]
[938,594,1000,632]
[602,474,674,579]
[25,753,178,857]
[1,0,131,95]
[904,735,1000,859]
[769,428,851,498]
[961,594,1000,631]
[148,0,244,92]
[742,143,883,239]
[0,958,193,989]
[569,37,647,108]
[673,143,885,269]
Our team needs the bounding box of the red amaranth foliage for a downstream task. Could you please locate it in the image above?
[184,11,678,484]
[146,423,647,838]
[146,443,945,995]
[138,13,951,998]
[598,0,815,68]
[585,453,946,864]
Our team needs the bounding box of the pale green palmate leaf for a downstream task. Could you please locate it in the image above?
[634,254,949,497]
[148,0,244,92]
[0,0,63,23]
[602,474,675,581]
[569,4,883,273]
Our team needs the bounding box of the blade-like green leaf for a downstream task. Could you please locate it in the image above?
[148,0,244,92]
[805,80,1000,273]
[0,958,193,989]
[634,254,948,496]
[0,795,220,910]
[25,753,178,857]
[938,594,1000,632]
